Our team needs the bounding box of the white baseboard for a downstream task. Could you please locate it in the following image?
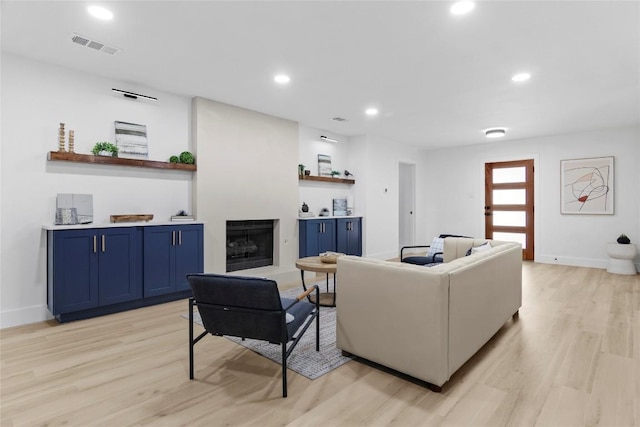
[536,255,609,270]
[366,251,399,261]
[1,305,53,329]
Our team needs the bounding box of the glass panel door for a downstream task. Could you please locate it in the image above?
[485,160,534,260]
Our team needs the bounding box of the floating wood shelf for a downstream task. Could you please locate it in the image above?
[47,151,197,171]
[299,175,355,184]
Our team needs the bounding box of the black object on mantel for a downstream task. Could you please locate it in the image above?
[319,208,330,217]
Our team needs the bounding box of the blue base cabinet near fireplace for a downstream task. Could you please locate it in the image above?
[143,224,204,297]
[47,223,203,322]
[298,217,362,257]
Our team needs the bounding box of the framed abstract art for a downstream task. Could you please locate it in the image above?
[560,156,614,214]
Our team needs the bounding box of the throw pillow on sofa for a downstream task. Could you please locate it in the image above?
[426,237,444,258]
[466,242,492,256]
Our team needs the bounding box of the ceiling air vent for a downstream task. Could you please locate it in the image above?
[71,33,120,55]
[332,117,348,122]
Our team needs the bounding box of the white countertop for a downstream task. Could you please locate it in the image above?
[297,215,362,220]
[42,220,205,230]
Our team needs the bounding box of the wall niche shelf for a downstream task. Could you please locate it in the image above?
[47,151,197,171]
[299,175,355,184]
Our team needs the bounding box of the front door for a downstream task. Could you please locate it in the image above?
[484,159,534,260]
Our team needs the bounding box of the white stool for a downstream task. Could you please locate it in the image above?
[606,243,637,275]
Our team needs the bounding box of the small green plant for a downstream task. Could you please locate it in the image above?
[91,142,118,157]
[179,151,195,164]
[330,170,340,177]
[298,164,305,175]
[169,155,179,163]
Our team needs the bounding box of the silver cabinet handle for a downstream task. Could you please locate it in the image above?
[179,230,182,246]
[93,235,97,253]
[172,231,176,246]
[101,235,105,252]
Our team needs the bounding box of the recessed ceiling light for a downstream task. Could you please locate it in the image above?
[274,74,290,84]
[87,5,113,20]
[365,108,379,116]
[450,1,475,15]
[485,128,507,138]
[512,73,531,82]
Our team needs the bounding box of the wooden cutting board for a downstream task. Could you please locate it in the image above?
[110,214,154,223]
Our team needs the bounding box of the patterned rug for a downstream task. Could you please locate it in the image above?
[185,284,353,380]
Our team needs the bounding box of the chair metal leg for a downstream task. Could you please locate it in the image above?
[315,289,320,352]
[189,298,194,380]
[282,343,287,397]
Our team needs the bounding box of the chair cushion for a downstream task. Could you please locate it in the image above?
[403,255,443,265]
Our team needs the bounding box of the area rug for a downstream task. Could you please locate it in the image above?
[184,284,353,380]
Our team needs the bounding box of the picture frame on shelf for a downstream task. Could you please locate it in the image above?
[333,198,347,216]
[318,154,332,177]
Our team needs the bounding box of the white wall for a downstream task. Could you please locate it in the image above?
[192,97,299,282]
[349,134,428,260]
[423,126,640,269]
[298,125,353,216]
[0,54,193,327]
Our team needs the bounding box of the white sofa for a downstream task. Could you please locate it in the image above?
[335,237,522,391]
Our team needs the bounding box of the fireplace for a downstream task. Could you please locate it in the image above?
[226,220,274,272]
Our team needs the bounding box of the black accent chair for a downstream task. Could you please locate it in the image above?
[187,273,319,398]
[400,234,470,266]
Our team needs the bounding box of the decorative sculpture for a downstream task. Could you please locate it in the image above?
[58,123,66,152]
[68,130,75,153]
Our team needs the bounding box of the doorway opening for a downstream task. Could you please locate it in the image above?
[399,162,416,252]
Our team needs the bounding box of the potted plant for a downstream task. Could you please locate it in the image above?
[91,142,118,157]
[298,164,305,176]
[330,170,340,177]
[617,234,631,244]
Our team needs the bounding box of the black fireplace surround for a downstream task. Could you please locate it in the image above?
[226,220,274,272]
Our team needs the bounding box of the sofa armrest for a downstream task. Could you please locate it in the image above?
[446,243,522,375]
[336,256,451,386]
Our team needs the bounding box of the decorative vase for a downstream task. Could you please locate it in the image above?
[304,170,311,176]
[98,151,117,157]
[301,202,309,213]
[617,236,631,244]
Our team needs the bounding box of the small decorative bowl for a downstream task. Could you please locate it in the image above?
[320,252,344,263]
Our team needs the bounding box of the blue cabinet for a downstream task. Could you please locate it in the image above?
[47,223,203,322]
[299,219,336,257]
[337,218,362,256]
[47,227,142,317]
[299,218,362,257]
[143,224,204,297]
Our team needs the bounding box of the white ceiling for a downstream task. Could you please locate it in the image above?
[2,1,639,149]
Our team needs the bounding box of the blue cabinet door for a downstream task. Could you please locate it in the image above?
[174,224,204,291]
[144,224,204,296]
[318,219,336,254]
[98,227,142,305]
[143,226,175,297]
[337,218,362,256]
[50,229,99,315]
[299,219,336,257]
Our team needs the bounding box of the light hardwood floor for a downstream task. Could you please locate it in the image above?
[1,263,638,426]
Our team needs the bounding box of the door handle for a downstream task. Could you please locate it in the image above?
[93,235,97,253]
[179,230,182,246]
[101,235,105,252]
[172,231,176,246]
